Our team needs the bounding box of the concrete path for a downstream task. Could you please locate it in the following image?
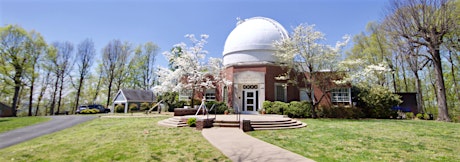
[202,127,315,162]
[0,115,97,149]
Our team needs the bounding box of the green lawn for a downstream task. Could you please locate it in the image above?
[0,117,51,133]
[0,116,229,162]
[249,119,460,162]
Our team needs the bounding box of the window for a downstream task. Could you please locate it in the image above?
[205,88,216,101]
[331,88,351,105]
[275,83,287,102]
[179,89,192,101]
[222,86,228,104]
[299,88,311,102]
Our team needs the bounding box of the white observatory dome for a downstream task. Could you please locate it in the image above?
[222,17,289,66]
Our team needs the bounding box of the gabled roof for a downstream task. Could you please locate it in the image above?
[113,89,156,102]
[0,102,11,110]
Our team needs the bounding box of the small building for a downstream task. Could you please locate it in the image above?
[0,102,13,117]
[112,89,156,113]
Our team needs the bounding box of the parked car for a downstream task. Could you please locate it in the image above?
[76,105,88,114]
[88,104,111,113]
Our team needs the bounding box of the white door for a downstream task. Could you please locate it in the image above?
[243,90,258,112]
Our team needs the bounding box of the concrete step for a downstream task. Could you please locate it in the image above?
[253,123,307,130]
[251,121,303,128]
[158,117,188,127]
[250,120,297,125]
[213,122,240,128]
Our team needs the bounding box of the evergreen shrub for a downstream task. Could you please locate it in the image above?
[187,118,196,127]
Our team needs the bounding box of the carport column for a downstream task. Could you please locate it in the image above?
[124,102,128,113]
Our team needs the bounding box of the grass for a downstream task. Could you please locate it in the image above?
[0,117,51,133]
[0,116,229,162]
[248,119,460,162]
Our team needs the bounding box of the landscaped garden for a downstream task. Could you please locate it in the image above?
[249,119,460,161]
[0,117,50,133]
[0,116,229,162]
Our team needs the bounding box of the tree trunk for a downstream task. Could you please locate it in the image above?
[432,49,451,122]
[75,76,84,114]
[414,72,424,113]
[11,84,20,117]
[57,73,64,114]
[28,83,34,116]
[11,67,23,117]
[106,79,113,108]
[50,74,59,115]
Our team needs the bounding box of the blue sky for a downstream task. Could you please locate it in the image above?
[1,0,388,68]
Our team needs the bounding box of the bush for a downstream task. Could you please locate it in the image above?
[266,101,288,115]
[263,101,273,112]
[205,101,228,114]
[318,106,362,119]
[416,113,423,119]
[80,109,99,114]
[406,112,414,119]
[187,118,196,127]
[115,104,124,113]
[140,102,151,111]
[129,103,139,111]
[355,85,402,118]
[285,101,311,118]
[423,113,430,120]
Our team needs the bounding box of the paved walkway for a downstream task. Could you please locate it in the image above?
[0,115,97,149]
[202,127,315,162]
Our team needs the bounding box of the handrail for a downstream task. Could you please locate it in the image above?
[147,100,164,114]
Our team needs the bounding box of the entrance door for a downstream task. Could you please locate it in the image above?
[243,90,258,112]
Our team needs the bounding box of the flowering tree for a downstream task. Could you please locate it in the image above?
[274,24,349,118]
[154,34,227,106]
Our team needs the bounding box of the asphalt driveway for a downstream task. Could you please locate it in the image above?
[0,115,97,149]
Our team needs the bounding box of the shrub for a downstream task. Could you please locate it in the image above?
[140,102,151,111]
[406,112,414,119]
[423,113,430,120]
[355,85,402,118]
[129,103,139,111]
[285,101,311,118]
[80,109,99,114]
[205,101,228,114]
[267,101,288,115]
[115,104,124,113]
[186,118,196,127]
[416,113,423,119]
[263,101,273,112]
[318,106,361,119]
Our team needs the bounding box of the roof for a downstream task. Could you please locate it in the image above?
[113,89,156,102]
[223,17,288,66]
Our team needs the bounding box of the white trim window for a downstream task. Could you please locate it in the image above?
[331,88,351,105]
[179,89,192,101]
[205,88,216,101]
[275,83,287,102]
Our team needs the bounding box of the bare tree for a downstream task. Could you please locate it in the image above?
[140,42,159,90]
[0,25,31,117]
[74,38,95,113]
[24,30,47,116]
[384,0,457,121]
[102,40,129,108]
[49,41,74,115]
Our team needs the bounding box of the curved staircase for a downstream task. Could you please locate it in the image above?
[213,118,306,130]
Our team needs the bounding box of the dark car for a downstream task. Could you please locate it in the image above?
[88,104,111,113]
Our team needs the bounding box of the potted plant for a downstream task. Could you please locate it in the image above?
[259,108,266,115]
[224,109,229,115]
